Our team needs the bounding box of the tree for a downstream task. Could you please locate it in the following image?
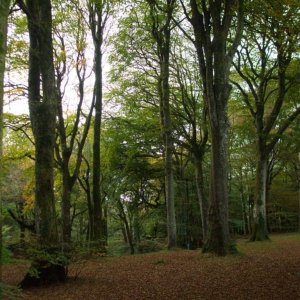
[19,0,66,286]
[53,0,94,245]
[0,0,11,293]
[88,0,110,247]
[25,0,58,245]
[181,0,244,255]
[170,42,209,241]
[232,0,300,241]
[146,0,177,249]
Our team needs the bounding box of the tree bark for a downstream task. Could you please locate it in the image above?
[188,0,244,255]
[0,0,10,293]
[89,0,106,247]
[26,0,58,245]
[250,151,268,241]
[20,0,67,288]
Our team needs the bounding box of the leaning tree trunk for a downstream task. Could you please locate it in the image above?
[0,0,10,293]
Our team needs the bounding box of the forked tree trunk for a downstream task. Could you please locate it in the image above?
[188,0,244,255]
[27,0,58,245]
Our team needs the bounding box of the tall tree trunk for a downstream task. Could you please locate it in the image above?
[20,0,67,288]
[203,90,231,254]
[26,0,58,245]
[89,0,105,247]
[0,0,10,293]
[188,0,244,255]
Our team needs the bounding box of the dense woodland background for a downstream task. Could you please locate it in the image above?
[0,0,300,293]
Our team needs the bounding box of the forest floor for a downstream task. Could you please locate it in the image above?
[2,233,300,300]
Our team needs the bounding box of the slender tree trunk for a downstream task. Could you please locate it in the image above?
[194,155,208,241]
[61,171,72,244]
[158,59,177,248]
[89,2,105,246]
[147,0,177,249]
[0,0,10,293]
[117,199,134,254]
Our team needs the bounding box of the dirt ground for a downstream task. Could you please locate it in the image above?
[3,234,300,299]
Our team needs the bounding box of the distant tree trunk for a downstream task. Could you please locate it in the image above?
[147,0,177,249]
[187,0,244,255]
[61,171,73,244]
[117,198,134,254]
[194,155,208,241]
[0,0,10,292]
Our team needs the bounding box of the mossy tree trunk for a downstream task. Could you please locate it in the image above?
[20,0,67,287]
[26,0,58,245]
